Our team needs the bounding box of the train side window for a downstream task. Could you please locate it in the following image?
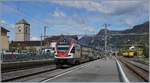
[76,45,80,50]
[46,50,50,52]
[71,47,75,53]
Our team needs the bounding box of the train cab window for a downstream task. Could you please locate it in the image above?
[57,47,69,51]
[71,47,75,53]
[52,48,55,50]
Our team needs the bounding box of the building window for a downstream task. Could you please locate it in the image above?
[26,28,27,33]
[26,27,29,33]
[19,30,21,32]
[18,27,21,32]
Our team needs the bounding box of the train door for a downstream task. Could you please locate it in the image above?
[75,44,81,58]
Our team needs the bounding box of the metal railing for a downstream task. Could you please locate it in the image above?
[1,53,54,62]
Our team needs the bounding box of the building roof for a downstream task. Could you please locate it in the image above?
[16,19,30,25]
[10,35,78,47]
[10,41,43,47]
[45,35,78,42]
[0,26,9,32]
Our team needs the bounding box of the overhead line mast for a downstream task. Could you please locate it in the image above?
[104,24,108,57]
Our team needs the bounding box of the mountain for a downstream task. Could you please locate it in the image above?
[123,21,149,33]
[97,21,149,35]
[79,21,149,49]
[78,36,94,46]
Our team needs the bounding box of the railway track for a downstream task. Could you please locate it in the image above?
[2,65,57,82]
[2,59,54,73]
[131,58,149,66]
[118,57,149,82]
[2,59,98,82]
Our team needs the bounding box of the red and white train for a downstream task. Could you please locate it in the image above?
[54,38,101,68]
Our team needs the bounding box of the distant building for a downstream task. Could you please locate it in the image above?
[10,35,78,52]
[44,35,78,48]
[10,41,44,53]
[0,27,9,51]
[15,19,30,41]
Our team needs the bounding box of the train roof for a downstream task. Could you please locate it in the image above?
[77,42,101,51]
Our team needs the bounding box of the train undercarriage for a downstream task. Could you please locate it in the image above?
[55,58,80,68]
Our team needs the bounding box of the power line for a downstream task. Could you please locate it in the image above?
[110,33,149,36]
[2,3,52,28]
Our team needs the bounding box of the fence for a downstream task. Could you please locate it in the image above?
[1,53,54,62]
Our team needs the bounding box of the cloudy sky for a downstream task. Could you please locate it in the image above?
[0,0,149,41]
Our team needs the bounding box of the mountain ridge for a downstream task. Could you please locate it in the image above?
[79,21,149,48]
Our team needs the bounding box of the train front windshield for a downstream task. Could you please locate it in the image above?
[57,45,69,51]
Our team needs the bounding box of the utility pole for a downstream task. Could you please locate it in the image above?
[40,34,43,51]
[44,26,48,48]
[0,28,1,54]
[104,24,108,57]
[44,26,47,39]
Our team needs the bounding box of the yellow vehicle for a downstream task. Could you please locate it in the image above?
[122,52,128,57]
[120,50,137,58]
[128,51,136,57]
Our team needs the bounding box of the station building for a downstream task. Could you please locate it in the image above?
[0,27,9,51]
[10,19,42,52]
[15,19,30,41]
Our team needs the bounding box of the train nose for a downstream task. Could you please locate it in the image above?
[57,51,68,57]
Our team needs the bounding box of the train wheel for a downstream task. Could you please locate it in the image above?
[75,60,80,65]
[56,64,62,68]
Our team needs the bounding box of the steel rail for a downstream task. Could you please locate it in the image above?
[119,57,149,82]
[115,57,130,83]
[2,66,57,82]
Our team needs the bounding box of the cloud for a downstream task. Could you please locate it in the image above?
[30,36,40,40]
[49,0,148,15]
[43,16,97,35]
[0,20,15,29]
[0,20,7,27]
[0,20,6,24]
[51,9,66,17]
[48,0,149,27]
[9,24,15,29]
[49,1,107,14]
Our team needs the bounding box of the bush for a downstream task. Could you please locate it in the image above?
[144,46,149,58]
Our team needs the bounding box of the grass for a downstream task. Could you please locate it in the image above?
[136,55,149,64]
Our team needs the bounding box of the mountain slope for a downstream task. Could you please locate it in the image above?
[79,21,149,48]
[123,21,149,33]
